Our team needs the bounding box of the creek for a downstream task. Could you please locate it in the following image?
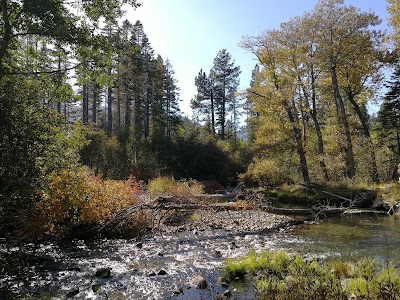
[1,212,399,299]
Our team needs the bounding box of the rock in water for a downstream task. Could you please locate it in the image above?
[218,276,229,287]
[224,290,232,298]
[191,275,208,289]
[214,294,225,300]
[92,284,100,292]
[95,268,111,279]
[172,287,183,295]
[157,269,167,276]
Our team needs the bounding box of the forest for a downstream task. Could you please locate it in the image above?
[0,0,400,245]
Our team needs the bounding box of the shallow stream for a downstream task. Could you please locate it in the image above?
[1,213,400,299]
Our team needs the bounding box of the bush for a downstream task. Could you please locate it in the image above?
[32,168,146,237]
[147,176,204,198]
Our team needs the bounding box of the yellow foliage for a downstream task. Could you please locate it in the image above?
[245,157,292,186]
[388,0,400,46]
[147,176,204,198]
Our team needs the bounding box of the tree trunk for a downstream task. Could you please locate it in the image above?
[346,87,379,182]
[284,99,311,186]
[82,83,89,124]
[107,66,113,136]
[220,87,226,139]
[299,71,329,180]
[92,82,98,124]
[0,0,12,75]
[331,65,355,178]
[124,82,131,137]
[116,55,121,133]
[210,91,216,136]
[143,72,150,138]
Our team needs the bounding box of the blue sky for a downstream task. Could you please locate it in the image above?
[126,0,390,116]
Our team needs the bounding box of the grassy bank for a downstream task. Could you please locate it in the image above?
[224,249,400,300]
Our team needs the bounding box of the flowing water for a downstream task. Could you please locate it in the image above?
[1,213,400,299]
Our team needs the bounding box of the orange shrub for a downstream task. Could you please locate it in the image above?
[36,168,144,233]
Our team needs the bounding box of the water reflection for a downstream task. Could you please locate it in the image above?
[278,214,400,264]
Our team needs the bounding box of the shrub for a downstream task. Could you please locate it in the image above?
[147,176,204,198]
[33,168,145,236]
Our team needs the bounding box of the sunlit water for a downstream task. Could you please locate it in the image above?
[1,213,400,299]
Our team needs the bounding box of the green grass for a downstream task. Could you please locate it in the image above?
[224,250,400,300]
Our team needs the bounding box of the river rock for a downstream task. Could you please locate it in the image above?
[158,269,167,276]
[95,267,111,279]
[223,290,232,298]
[214,294,225,300]
[65,265,81,272]
[192,275,208,289]
[172,287,183,295]
[66,288,79,298]
[218,276,229,287]
[92,284,100,292]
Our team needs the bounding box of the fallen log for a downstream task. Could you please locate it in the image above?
[259,206,346,216]
[194,193,237,202]
[343,209,390,215]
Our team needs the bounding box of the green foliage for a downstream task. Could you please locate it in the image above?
[80,130,129,179]
[225,250,400,300]
[0,76,85,237]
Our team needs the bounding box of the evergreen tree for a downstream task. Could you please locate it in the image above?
[212,49,241,139]
[378,65,400,156]
[191,69,217,135]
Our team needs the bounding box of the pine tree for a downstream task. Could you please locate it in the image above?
[212,49,241,139]
[378,65,400,156]
[191,69,217,135]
